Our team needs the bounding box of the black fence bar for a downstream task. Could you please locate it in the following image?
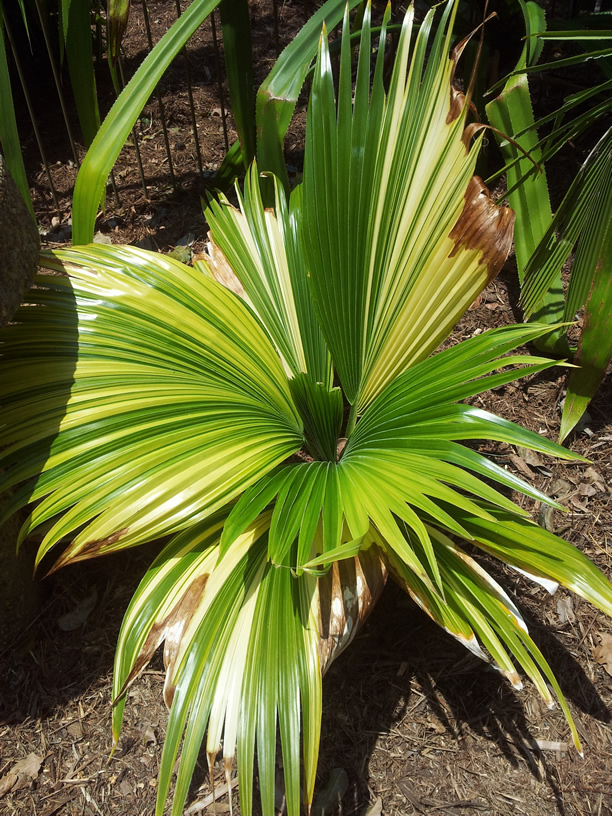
[142,0,178,191]
[2,8,60,210]
[210,8,230,154]
[174,0,204,175]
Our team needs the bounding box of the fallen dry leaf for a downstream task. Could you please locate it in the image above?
[119,778,133,797]
[583,466,606,492]
[184,776,239,815]
[509,453,534,479]
[0,774,15,798]
[593,633,612,676]
[365,796,383,816]
[0,753,43,797]
[538,504,555,533]
[549,478,571,498]
[557,596,575,625]
[516,446,544,467]
[66,721,83,740]
[570,495,588,512]
[583,465,601,480]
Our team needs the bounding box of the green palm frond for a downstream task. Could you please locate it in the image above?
[302,2,514,417]
[203,165,331,384]
[2,2,612,816]
[386,524,583,753]
[0,245,302,567]
[113,510,387,816]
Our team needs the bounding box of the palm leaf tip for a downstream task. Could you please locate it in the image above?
[449,176,515,283]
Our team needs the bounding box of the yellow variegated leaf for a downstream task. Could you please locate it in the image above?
[302,1,514,420]
[0,245,303,566]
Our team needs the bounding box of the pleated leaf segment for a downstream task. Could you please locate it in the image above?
[0,244,303,566]
[301,0,515,422]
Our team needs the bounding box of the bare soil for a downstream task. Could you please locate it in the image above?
[1,2,611,815]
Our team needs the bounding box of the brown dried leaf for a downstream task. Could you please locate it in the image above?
[0,753,43,797]
[119,778,133,797]
[593,633,612,676]
[66,721,84,740]
[468,293,482,311]
[203,234,246,299]
[549,478,571,498]
[0,773,17,798]
[583,466,606,492]
[508,453,534,479]
[538,504,555,533]
[570,495,588,512]
[398,779,426,811]
[579,482,597,497]
[318,549,387,675]
[584,466,603,482]
[114,572,209,711]
[49,529,129,573]
[556,596,575,624]
[516,446,544,467]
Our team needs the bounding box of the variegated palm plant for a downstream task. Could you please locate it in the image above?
[2,3,612,815]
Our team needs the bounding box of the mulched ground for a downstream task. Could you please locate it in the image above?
[1,1,611,815]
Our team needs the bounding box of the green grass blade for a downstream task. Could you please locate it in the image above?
[107,0,131,66]
[533,29,612,39]
[521,128,612,316]
[220,0,255,168]
[72,0,221,244]
[214,139,244,188]
[0,0,34,217]
[15,0,28,35]
[60,0,100,147]
[455,508,612,618]
[515,79,612,140]
[485,1,566,351]
[488,47,612,95]
[255,0,362,190]
[560,168,612,441]
[485,8,549,276]
[302,537,363,570]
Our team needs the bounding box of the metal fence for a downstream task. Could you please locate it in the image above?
[3,0,291,216]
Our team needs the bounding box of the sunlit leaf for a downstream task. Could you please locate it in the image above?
[303,2,514,417]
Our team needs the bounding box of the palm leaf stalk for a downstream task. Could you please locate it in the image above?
[2,3,612,815]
